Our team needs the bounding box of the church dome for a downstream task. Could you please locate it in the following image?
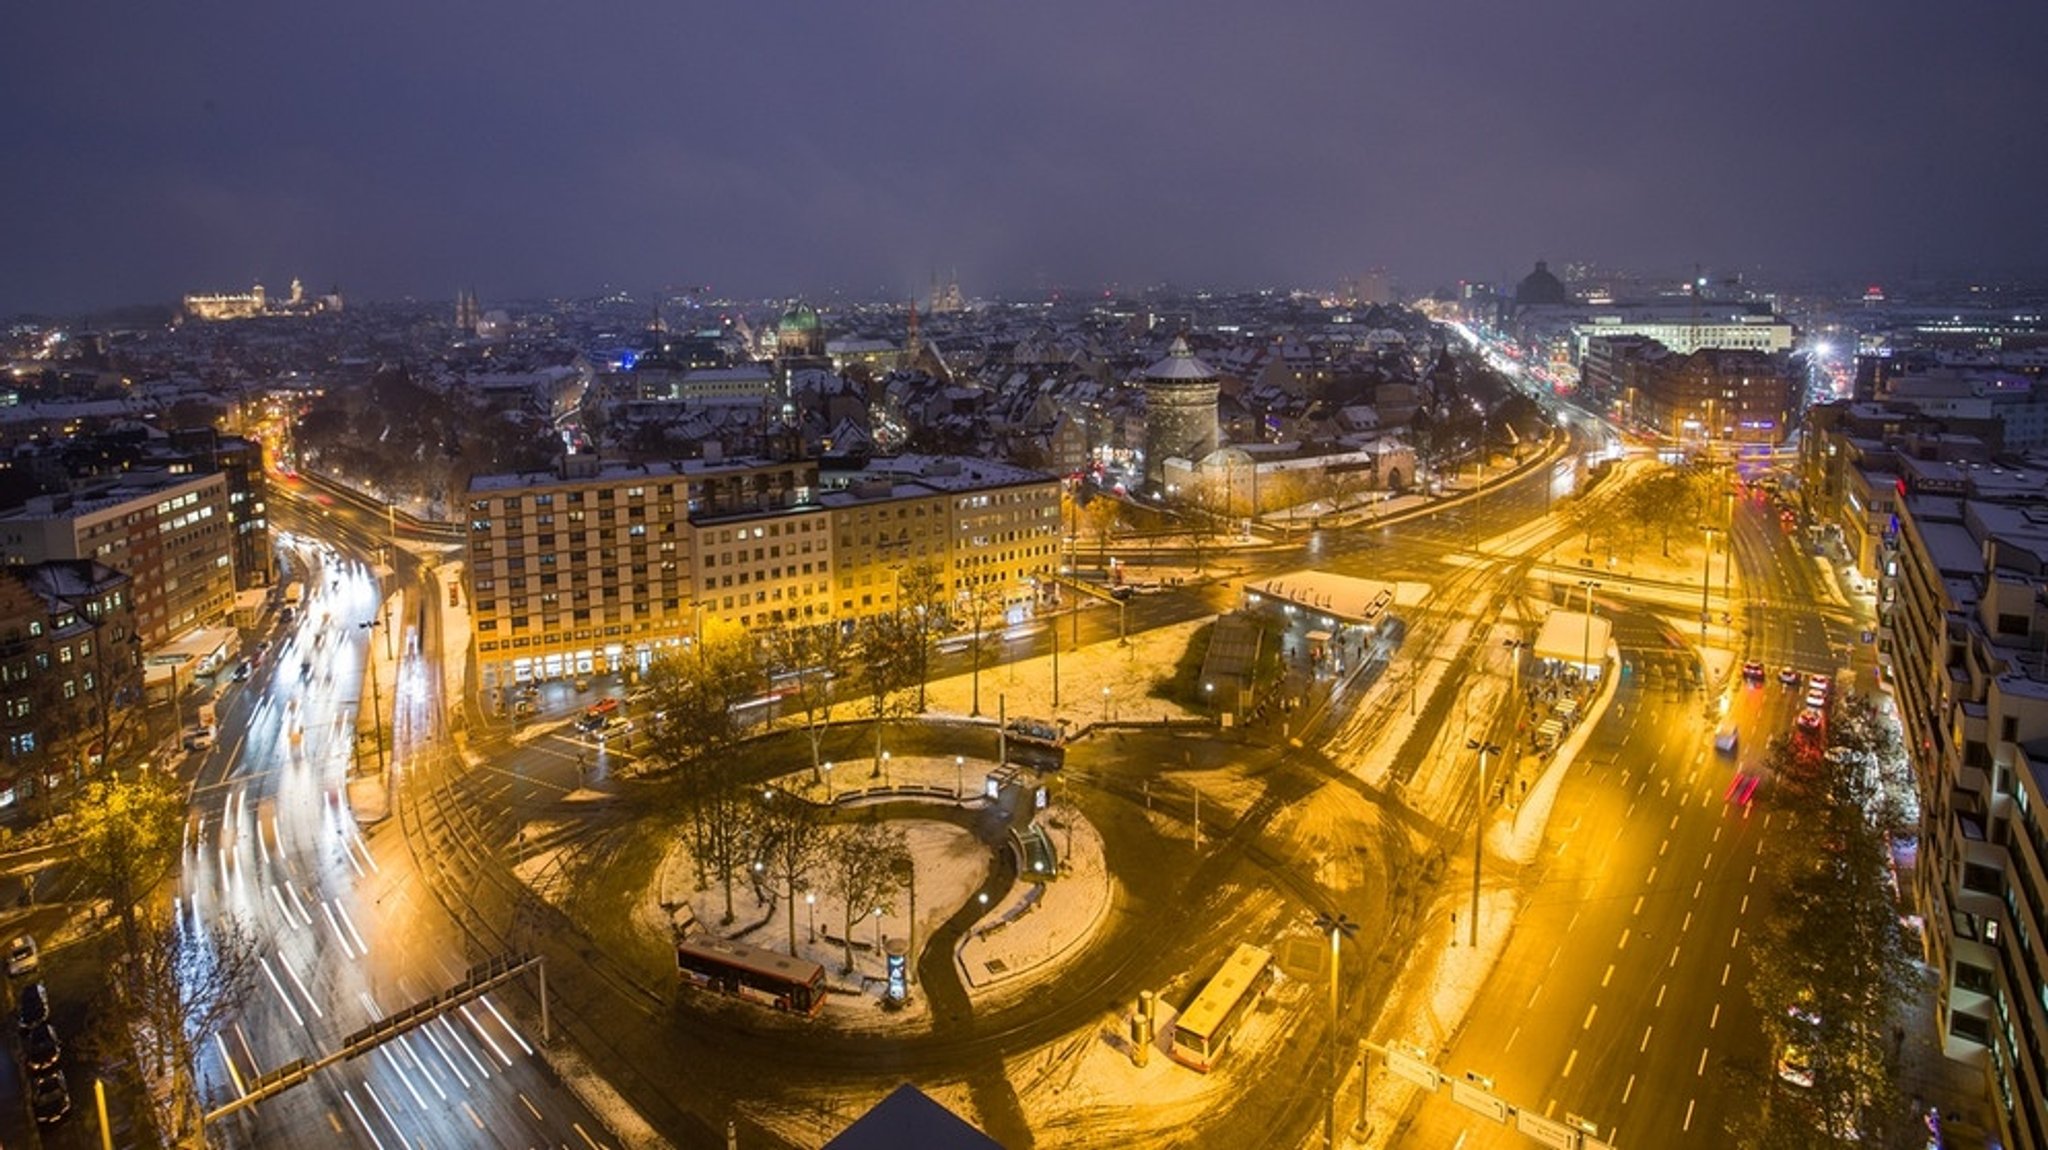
[1515,261,1570,307]
[779,300,820,334]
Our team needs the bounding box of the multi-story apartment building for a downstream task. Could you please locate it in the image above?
[1877,467,2048,1150]
[169,429,273,590]
[0,560,141,807]
[0,471,235,649]
[820,455,1061,624]
[1620,347,1797,447]
[464,453,1060,692]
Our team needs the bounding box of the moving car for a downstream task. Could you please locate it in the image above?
[6,935,38,977]
[1714,723,1740,755]
[1796,708,1824,732]
[1776,1041,1816,1088]
[1779,667,1802,687]
[1741,661,1766,684]
[231,659,252,682]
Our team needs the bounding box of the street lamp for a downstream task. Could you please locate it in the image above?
[1466,738,1502,948]
[1314,911,1360,1150]
[954,755,965,798]
[357,620,387,776]
[1576,580,1601,687]
[805,891,817,943]
[1699,524,1718,644]
[822,761,834,801]
[1102,685,1112,723]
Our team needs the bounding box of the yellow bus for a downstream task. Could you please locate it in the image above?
[1169,943,1274,1072]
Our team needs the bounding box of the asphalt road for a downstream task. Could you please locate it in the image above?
[1389,480,1871,1147]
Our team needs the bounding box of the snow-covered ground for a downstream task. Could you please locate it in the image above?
[956,801,1112,1007]
[918,617,1210,727]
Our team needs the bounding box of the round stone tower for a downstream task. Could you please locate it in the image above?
[1141,335,1221,490]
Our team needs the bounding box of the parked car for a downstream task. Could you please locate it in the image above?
[31,1070,69,1124]
[183,725,216,752]
[231,660,252,682]
[6,934,38,977]
[18,981,50,1030]
[23,1021,60,1071]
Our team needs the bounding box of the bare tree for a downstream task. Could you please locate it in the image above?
[100,904,262,1148]
[755,788,828,957]
[851,613,918,774]
[960,585,1006,717]
[765,619,852,780]
[896,557,947,712]
[640,623,768,895]
[822,820,909,974]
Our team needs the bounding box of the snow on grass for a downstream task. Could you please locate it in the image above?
[956,802,1112,1009]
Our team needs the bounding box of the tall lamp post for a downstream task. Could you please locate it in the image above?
[1576,579,1601,686]
[358,620,386,776]
[1698,525,1717,644]
[1465,738,1501,948]
[1314,911,1359,1150]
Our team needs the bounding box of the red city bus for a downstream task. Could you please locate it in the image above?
[677,935,827,1016]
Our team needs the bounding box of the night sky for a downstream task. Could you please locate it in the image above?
[5,2,2044,315]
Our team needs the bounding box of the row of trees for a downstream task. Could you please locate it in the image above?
[1566,461,1728,563]
[1733,696,1926,1148]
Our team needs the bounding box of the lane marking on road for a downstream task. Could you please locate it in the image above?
[1656,984,1667,1008]
[1632,896,1644,916]
[518,1092,543,1121]
[575,1122,605,1149]
[1739,894,1749,915]
[1618,928,1632,951]
[1623,1072,1637,1104]
[1646,864,1658,885]
[1658,839,1669,858]
[342,1089,388,1150]
[1710,1003,1721,1030]
[1583,1004,1598,1030]
[439,1015,493,1079]
[1668,944,1681,968]
[1747,864,1757,884]
[459,1003,516,1067]
[1684,1097,1696,1131]
[1701,851,1713,871]
[1712,825,1722,844]
[1730,927,1742,948]
[1562,1048,1578,1078]
[284,880,313,926]
[1696,1046,1709,1076]
[1601,964,1614,988]
[1721,962,1732,987]
[1640,1024,1653,1052]
[398,1035,447,1098]
[1681,912,1693,934]
[464,1099,486,1129]
[420,1023,472,1090]
[1668,813,1680,831]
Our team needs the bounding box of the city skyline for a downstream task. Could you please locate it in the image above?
[6,2,2048,317]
